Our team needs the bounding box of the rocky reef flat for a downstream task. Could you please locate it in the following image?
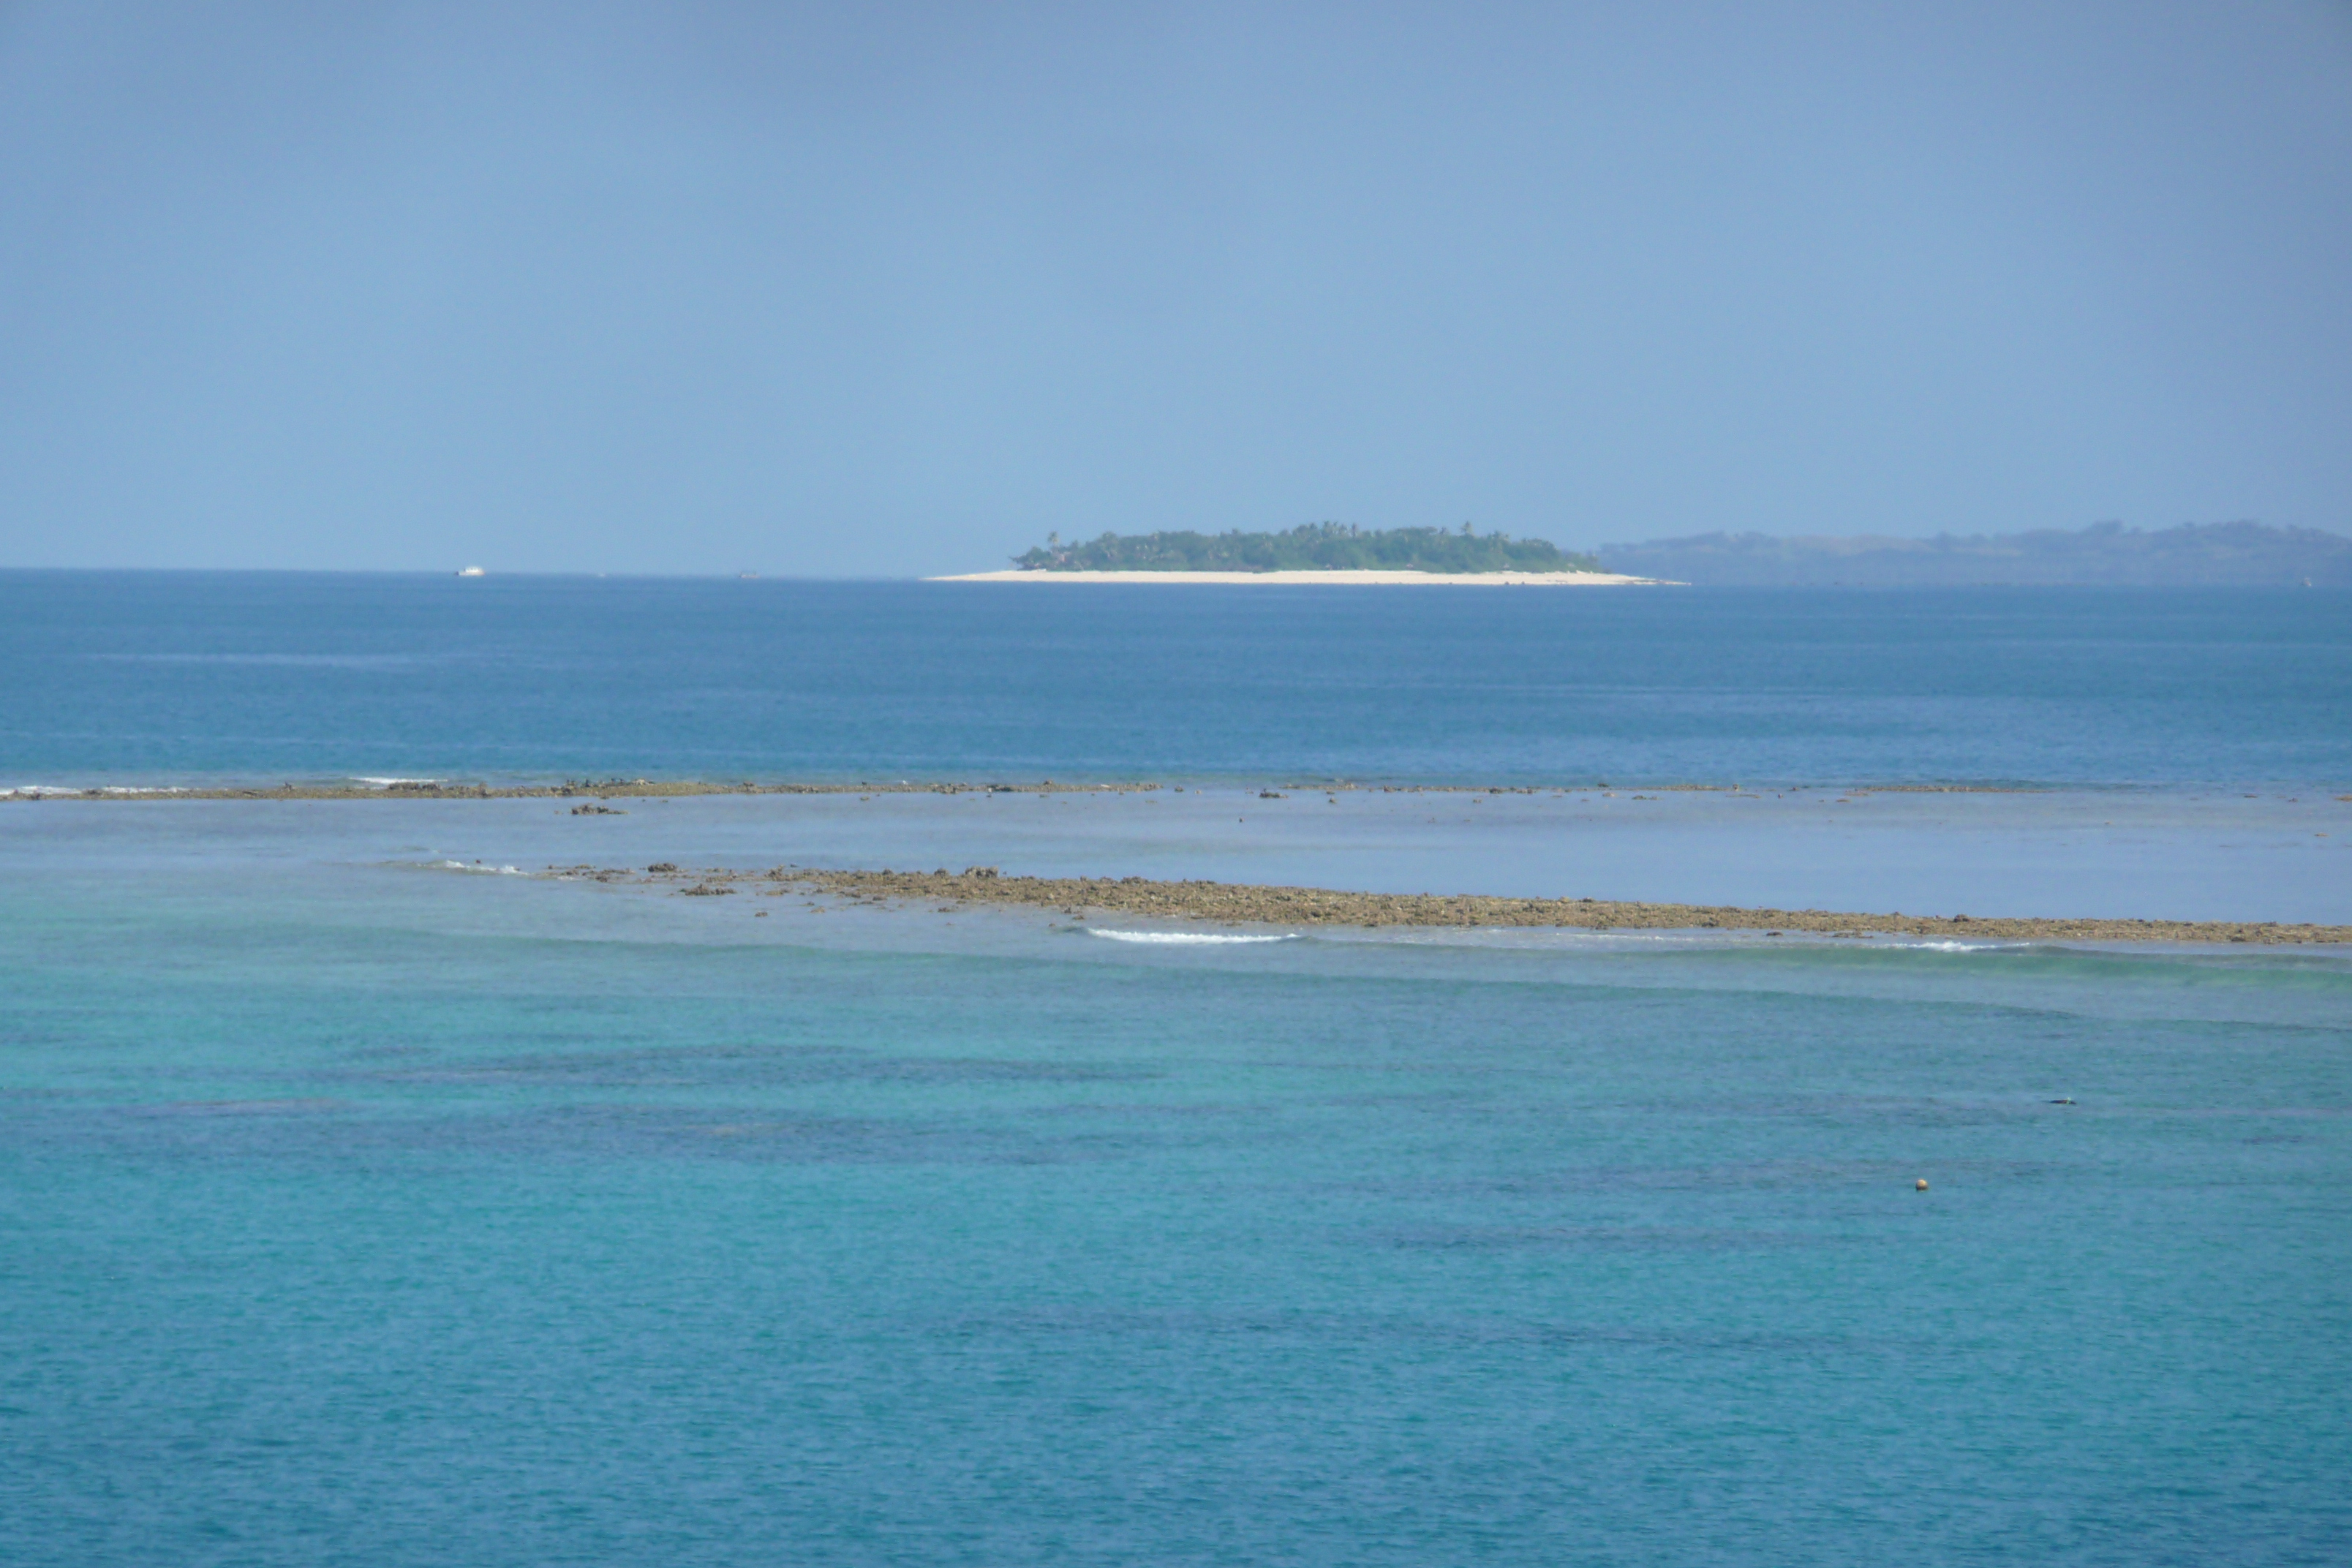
[584,862,2352,946]
[0,779,1168,802]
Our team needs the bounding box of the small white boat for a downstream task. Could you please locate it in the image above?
[456,566,486,578]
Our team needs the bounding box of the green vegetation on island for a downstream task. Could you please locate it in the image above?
[1011,523,1601,575]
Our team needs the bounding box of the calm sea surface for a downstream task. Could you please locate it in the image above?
[4,573,2348,1564]
[4,572,2348,786]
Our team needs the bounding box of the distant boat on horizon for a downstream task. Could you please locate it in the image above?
[456,566,485,578]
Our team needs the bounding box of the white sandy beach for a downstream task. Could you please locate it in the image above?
[926,569,1666,585]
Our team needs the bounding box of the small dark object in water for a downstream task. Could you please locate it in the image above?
[647,862,678,873]
[2049,1097,2076,1105]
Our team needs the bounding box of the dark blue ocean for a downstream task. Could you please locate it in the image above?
[4,571,2348,785]
[4,573,2349,1564]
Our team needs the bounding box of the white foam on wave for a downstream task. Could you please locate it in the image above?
[1086,929,1298,945]
[431,859,527,875]
[356,777,446,787]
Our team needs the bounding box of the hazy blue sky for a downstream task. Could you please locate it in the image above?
[2,2,2347,574]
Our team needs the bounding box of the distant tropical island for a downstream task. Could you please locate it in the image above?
[964,518,2351,587]
[1594,520,2351,587]
[1011,523,1602,575]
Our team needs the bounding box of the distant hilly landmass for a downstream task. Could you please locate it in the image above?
[1014,524,1600,575]
[1595,521,2351,587]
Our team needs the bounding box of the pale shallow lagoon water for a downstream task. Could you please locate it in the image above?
[6,800,2350,1564]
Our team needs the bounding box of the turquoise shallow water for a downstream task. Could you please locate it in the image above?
[4,826,2349,1564]
[5,576,2349,1561]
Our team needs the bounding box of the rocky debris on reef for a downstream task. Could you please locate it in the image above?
[585,864,2352,946]
[7,777,2117,805]
[1,777,1181,803]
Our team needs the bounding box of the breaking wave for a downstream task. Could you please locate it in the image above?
[1086,929,1297,945]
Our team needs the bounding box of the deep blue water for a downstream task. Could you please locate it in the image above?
[4,572,2348,785]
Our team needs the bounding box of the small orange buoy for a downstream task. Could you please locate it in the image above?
[1915,1178,1929,1191]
